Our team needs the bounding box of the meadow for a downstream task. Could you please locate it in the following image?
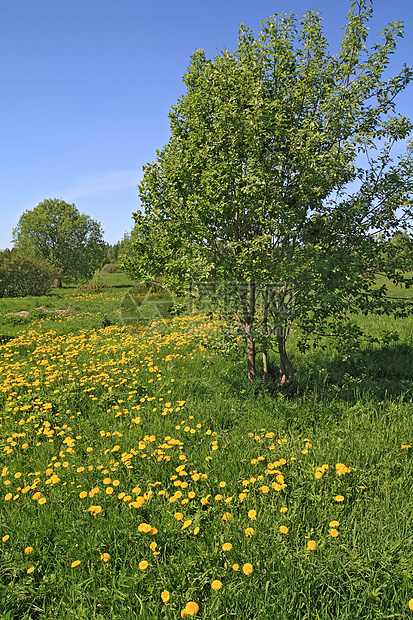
[1,272,413,619]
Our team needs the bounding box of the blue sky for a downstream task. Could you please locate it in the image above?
[1,0,412,250]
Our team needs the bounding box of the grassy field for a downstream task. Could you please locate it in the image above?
[1,273,413,619]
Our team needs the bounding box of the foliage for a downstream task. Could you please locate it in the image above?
[12,198,105,284]
[122,0,413,384]
[0,248,59,298]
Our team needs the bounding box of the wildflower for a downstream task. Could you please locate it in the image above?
[193,527,200,535]
[4,493,12,501]
[329,528,339,538]
[211,579,222,591]
[245,527,255,537]
[280,506,288,513]
[409,599,413,611]
[222,542,232,551]
[307,540,316,551]
[242,563,253,575]
[222,512,232,521]
[179,517,192,530]
[100,553,110,562]
[334,495,344,502]
[2,535,10,542]
[248,509,257,520]
[27,566,35,574]
[161,590,170,602]
[232,563,239,571]
[184,601,199,616]
[280,526,289,534]
[329,520,340,528]
[139,560,148,570]
[24,546,33,554]
[138,523,152,533]
[71,560,81,567]
[38,497,46,505]
[174,512,183,520]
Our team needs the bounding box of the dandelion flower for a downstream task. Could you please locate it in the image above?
[184,601,199,616]
[79,491,87,499]
[245,527,255,537]
[24,546,33,554]
[409,599,413,611]
[307,540,316,551]
[248,509,257,520]
[174,512,183,520]
[71,560,81,568]
[193,527,200,535]
[329,520,340,528]
[181,519,192,530]
[100,553,110,562]
[38,497,46,505]
[161,590,170,602]
[139,560,148,570]
[211,579,222,591]
[222,512,232,522]
[280,507,288,513]
[232,563,239,571]
[242,563,253,575]
[27,566,35,574]
[4,493,12,501]
[280,526,289,534]
[329,528,339,538]
[334,495,344,502]
[222,542,232,551]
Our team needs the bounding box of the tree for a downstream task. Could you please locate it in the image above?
[12,199,106,284]
[122,0,413,384]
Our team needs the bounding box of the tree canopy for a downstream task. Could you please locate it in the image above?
[122,0,413,384]
[12,199,105,284]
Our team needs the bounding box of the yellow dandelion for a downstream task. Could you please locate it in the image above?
[222,512,232,522]
[139,560,148,570]
[222,542,232,551]
[307,540,316,551]
[38,497,46,505]
[161,590,170,603]
[100,553,110,562]
[71,560,81,568]
[280,526,289,534]
[245,527,255,537]
[193,527,200,535]
[2,535,10,542]
[280,507,288,513]
[248,509,257,520]
[181,519,192,530]
[329,528,339,538]
[334,495,344,502]
[232,563,239,571]
[138,523,152,533]
[4,493,12,501]
[211,579,222,591]
[184,601,199,616]
[27,566,35,574]
[329,520,340,528]
[242,563,253,575]
[409,599,413,611]
[79,491,87,499]
[174,512,183,520]
[24,546,33,554]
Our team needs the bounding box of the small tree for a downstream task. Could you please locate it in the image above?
[12,199,105,285]
[122,0,413,384]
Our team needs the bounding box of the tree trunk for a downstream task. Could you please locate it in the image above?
[277,327,294,387]
[247,333,256,380]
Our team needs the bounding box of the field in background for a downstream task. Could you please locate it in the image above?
[0,272,412,619]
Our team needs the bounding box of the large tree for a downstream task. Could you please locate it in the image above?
[12,199,105,284]
[122,0,413,384]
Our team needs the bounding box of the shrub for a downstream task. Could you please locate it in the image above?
[100,263,121,274]
[0,250,59,298]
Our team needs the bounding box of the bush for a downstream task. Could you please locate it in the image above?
[0,250,59,298]
[100,263,121,274]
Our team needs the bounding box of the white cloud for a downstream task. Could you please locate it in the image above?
[63,170,140,200]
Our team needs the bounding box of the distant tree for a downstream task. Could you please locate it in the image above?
[12,199,105,284]
[123,1,413,385]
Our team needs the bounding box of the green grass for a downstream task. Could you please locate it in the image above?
[0,277,413,619]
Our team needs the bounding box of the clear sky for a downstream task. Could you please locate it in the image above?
[1,0,412,250]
